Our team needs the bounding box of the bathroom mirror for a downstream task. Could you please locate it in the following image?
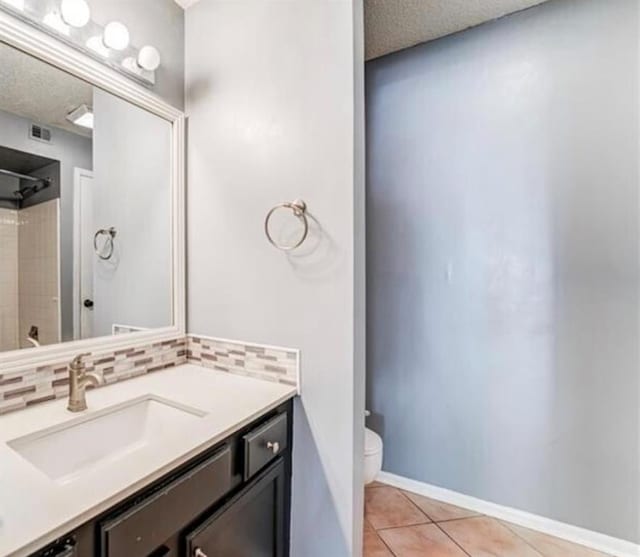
[0,16,184,365]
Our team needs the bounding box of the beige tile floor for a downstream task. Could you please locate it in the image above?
[364,483,612,557]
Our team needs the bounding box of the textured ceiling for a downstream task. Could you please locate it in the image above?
[176,1,551,61]
[0,41,93,137]
[365,0,550,60]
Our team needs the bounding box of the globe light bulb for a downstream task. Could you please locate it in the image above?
[60,0,90,28]
[137,45,161,71]
[103,21,130,51]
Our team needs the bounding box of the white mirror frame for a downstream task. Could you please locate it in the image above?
[0,11,185,371]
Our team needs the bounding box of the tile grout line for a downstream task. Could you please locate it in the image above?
[433,521,474,557]
[399,487,483,524]
[432,515,482,525]
[395,485,480,526]
[498,520,560,557]
[365,485,432,529]
[396,487,435,524]
[440,517,546,557]
[365,484,472,557]
[377,530,400,557]
[365,516,400,557]
[503,520,615,556]
[370,484,476,557]
[366,486,425,556]
[374,521,434,533]
[367,485,472,557]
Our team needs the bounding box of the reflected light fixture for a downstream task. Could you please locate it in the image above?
[66,104,94,130]
[60,0,90,28]
[137,46,161,72]
[103,21,130,51]
[86,35,109,57]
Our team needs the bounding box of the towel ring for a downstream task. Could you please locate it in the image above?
[94,227,117,260]
[264,199,308,251]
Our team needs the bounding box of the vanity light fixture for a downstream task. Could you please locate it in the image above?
[60,0,90,28]
[103,21,130,51]
[0,2,160,86]
[66,104,94,130]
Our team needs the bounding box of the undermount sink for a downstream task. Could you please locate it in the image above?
[8,395,206,484]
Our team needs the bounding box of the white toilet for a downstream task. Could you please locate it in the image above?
[364,427,383,484]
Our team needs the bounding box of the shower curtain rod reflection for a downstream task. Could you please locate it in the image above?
[0,168,48,182]
[0,168,52,202]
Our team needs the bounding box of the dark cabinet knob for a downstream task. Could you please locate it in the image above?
[83,299,94,308]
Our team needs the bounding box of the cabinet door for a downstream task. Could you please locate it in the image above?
[185,458,286,557]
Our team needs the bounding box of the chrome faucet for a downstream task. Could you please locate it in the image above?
[67,353,103,412]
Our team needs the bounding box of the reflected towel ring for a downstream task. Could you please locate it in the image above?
[94,227,117,260]
[264,199,308,251]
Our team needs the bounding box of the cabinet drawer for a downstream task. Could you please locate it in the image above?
[243,413,287,480]
[186,459,286,557]
[100,446,232,557]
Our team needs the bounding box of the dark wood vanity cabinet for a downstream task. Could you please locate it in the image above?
[185,458,287,557]
[30,400,292,557]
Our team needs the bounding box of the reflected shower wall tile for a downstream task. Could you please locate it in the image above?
[0,208,19,351]
[17,200,60,348]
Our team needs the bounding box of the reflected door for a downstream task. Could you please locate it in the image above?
[74,168,94,340]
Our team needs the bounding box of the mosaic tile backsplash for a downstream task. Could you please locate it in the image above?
[0,337,186,415]
[0,334,299,416]
[186,335,299,389]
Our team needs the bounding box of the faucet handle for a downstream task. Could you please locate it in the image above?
[70,352,91,369]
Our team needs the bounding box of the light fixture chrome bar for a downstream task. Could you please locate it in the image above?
[0,168,44,182]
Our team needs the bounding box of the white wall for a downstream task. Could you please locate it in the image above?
[92,88,172,336]
[0,109,92,342]
[366,0,639,543]
[185,1,365,555]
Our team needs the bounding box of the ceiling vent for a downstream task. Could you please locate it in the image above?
[29,123,52,144]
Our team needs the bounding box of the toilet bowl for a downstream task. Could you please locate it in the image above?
[364,427,383,484]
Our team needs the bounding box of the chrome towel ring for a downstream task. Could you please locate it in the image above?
[94,227,117,260]
[264,199,308,251]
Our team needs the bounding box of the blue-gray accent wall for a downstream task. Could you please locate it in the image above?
[366,0,639,543]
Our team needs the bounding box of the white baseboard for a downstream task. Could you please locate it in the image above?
[378,471,640,557]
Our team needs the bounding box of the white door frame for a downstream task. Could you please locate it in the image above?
[55,197,62,343]
[72,167,93,340]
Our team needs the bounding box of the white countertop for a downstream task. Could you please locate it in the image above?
[0,364,297,557]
